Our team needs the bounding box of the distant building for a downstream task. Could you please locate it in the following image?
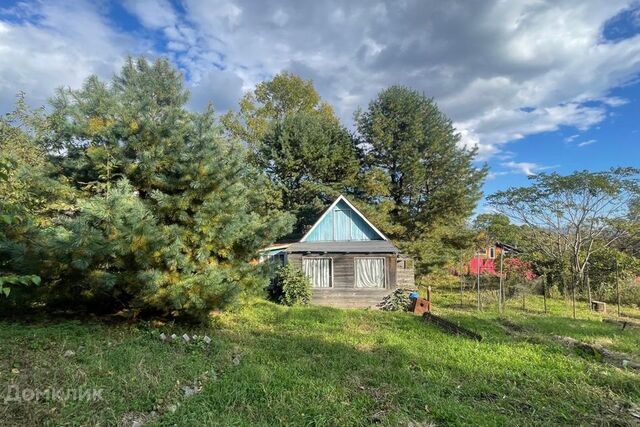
[466,242,523,276]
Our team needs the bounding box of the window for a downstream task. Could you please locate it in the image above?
[354,257,386,288]
[398,259,414,270]
[489,247,495,259]
[260,252,286,266]
[302,258,333,288]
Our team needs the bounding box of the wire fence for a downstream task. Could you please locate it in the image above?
[452,274,640,318]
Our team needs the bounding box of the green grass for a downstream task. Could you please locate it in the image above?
[1,294,639,426]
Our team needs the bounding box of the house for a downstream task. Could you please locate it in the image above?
[466,242,518,275]
[465,242,534,279]
[260,195,415,307]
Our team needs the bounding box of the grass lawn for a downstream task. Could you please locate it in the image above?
[1,293,639,426]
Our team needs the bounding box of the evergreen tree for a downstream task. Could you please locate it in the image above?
[224,72,359,236]
[45,57,293,319]
[258,112,360,235]
[355,86,487,274]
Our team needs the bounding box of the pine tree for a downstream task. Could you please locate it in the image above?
[46,57,293,319]
[258,112,360,235]
[355,86,487,274]
[224,72,359,236]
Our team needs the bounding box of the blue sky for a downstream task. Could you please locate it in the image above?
[1,0,639,207]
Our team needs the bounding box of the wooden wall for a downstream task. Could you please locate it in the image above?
[288,253,398,289]
[396,259,415,288]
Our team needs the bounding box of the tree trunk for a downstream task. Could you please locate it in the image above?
[571,266,581,320]
[572,285,576,319]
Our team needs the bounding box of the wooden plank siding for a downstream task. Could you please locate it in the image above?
[397,267,415,288]
[288,253,398,290]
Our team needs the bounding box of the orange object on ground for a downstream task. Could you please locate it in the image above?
[413,297,431,315]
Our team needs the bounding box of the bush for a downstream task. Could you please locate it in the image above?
[267,264,311,306]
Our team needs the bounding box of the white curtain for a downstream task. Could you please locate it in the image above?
[303,258,332,288]
[355,258,386,288]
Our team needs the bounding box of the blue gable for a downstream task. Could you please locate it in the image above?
[305,200,383,242]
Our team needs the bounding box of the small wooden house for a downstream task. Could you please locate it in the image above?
[261,195,415,307]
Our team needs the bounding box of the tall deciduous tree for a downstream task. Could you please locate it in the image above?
[222,72,336,149]
[355,86,487,273]
[0,95,72,303]
[488,168,640,299]
[473,213,524,246]
[45,57,293,319]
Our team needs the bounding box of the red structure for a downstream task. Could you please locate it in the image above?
[464,242,535,280]
[468,256,498,275]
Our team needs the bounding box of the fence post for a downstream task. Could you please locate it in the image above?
[572,282,576,319]
[459,259,464,308]
[543,274,547,314]
[499,250,504,315]
[586,263,592,311]
[476,254,481,311]
[615,258,621,317]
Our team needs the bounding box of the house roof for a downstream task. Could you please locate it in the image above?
[299,195,389,242]
[286,240,399,254]
[495,241,521,253]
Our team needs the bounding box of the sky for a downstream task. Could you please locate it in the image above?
[1,0,639,207]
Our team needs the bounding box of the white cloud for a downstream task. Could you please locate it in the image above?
[577,139,597,147]
[173,0,640,159]
[122,0,177,30]
[486,171,510,180]
[2,0,640,163]
[188,69,244,112]
[0,1,138,112]
[501,161,558,176]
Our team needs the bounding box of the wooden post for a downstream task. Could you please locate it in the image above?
[499,250,504,315]
[572,280,576,320]
[543,275,548,314]
[476,254,481,311]
[460,259,464,308]
[615,258,621,317]
[586,264,592,311]
[427,286,432,302]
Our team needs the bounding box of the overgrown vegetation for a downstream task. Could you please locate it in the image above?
[1,295,639,426]
[1,55,638,319]
[0,59,293,320]
[266,264,312,306]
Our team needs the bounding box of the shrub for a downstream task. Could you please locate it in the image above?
[267,264,311,306]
